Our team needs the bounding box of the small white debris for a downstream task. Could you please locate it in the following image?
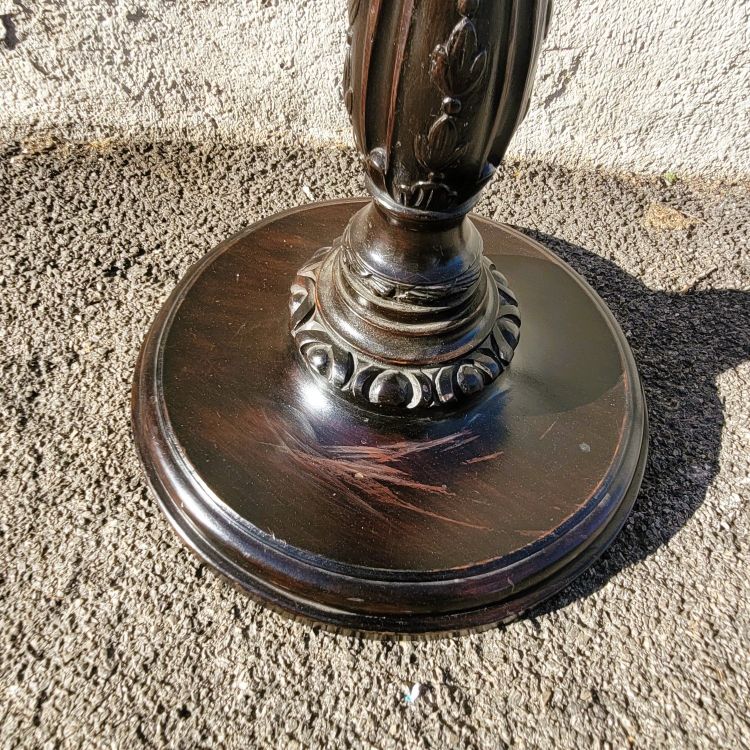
[404,683,421,703]
[302,185,315,201]
[579,443,591,453]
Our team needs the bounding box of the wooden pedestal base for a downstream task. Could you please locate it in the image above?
[132,200,647,634]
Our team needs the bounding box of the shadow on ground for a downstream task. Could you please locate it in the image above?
[523,230,750,618]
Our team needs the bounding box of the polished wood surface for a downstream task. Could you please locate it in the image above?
[132,200,647,633]
[344,0,552,212]
[293,0,554,411]
[132,1,648,633]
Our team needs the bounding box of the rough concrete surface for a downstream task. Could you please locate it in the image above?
[1,0,749,178]
[1,140,749,749]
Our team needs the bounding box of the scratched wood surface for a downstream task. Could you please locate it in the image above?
[133,200,646,631]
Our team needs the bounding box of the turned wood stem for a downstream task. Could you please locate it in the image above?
[290,0,552,410]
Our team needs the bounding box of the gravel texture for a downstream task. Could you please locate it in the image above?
[1,140,748,749]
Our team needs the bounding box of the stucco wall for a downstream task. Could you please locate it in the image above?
[1,0,748,177]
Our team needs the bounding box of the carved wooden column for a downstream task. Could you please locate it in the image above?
[291,0,552,409]
[132,0,647,634]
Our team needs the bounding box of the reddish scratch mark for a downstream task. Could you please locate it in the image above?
[231,321,248,340]
[294,454,454,497]
[463,450,504,465]
[328,431,479,463]
[539,418,559,441]
[518,529,550,539]
[265,420,488,530]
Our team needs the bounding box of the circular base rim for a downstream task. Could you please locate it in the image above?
[132,199,648,635]
[137,401,647,635]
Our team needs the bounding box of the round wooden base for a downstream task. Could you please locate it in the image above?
[132,200,647,634]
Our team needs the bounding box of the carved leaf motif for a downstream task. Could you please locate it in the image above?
[448,19,476,80]
[431,18,487,98]
[430,47,451,96]
[403,1,489,210]
[417,115,466,172]
[290,250,520,410]
[414,134,430,172]
[397,180,456,210]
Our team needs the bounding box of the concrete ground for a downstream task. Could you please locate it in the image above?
[0,139,748,749]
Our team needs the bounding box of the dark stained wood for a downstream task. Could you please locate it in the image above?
[132,200,647,634]
[347,0,553,208]
[296,0,554,411]
[132,1,648,633]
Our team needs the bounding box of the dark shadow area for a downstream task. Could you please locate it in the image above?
[522,230,750,619]
[1,14,18,51]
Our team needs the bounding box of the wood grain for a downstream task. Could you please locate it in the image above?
[132,200,647,633]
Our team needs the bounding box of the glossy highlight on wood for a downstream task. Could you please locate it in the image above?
[132,1,648,633]
[290,0,553,412]
[346,0,553,211]
[132,200,647,634]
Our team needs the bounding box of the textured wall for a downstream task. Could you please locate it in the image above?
[1,0,748,177]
